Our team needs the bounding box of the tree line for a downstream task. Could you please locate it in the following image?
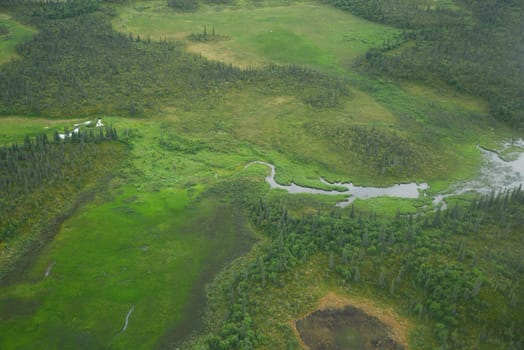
[167,0,234,12]
[0,127,119,241]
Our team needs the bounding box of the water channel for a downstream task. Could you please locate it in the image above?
[247,139,524,208]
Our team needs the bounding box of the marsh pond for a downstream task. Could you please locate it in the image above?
[296,306,404,350]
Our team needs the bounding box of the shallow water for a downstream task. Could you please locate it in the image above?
[433,142,524,207]
[248,140,524,208]
[463,145,524,193]
[246,161,428,207]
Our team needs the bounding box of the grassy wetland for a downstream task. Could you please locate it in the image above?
[0,0,523,349]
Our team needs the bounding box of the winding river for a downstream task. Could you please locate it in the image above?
[247,140,524,208]
[246,161,428,207]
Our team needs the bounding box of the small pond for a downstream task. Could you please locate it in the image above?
[296,306,404,350]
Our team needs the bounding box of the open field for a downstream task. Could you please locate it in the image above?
[113,0,400,70]
[0,117,90,145]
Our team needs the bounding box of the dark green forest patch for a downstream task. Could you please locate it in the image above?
[332,0,524,129]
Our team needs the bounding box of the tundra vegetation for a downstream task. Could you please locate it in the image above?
[0,0,522,349]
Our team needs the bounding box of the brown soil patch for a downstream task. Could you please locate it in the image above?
[289,292,410,350]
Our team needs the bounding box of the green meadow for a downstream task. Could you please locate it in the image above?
[0,183,255,349]
[113,0,399,70]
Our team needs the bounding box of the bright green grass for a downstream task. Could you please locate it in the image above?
[0,115,256,348]
[0,184,254,349]
[113,0,400,70]
[0,13,35,64]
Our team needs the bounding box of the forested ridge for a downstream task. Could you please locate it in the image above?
[326,0,524,129]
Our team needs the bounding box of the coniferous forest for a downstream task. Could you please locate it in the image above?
[328,0,524,128]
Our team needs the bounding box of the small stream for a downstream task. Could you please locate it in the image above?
[247,140,524,208]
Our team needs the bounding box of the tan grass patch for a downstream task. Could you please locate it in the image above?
[185,41,263,68]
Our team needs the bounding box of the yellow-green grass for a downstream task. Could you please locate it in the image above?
[157,86,404,186]
[349,196,431,217]
[112,0,401,71]
[0,185,255,349]
[0,13,36,64]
